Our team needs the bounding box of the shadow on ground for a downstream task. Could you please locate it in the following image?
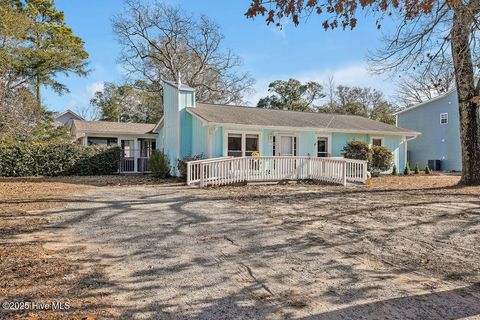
[4,178,480,319]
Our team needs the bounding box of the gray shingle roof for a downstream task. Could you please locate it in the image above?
[188,103,418,135]
[73,120,157,135]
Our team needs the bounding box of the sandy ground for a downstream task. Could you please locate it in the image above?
[2,175,480,319]
[0,176,167,320]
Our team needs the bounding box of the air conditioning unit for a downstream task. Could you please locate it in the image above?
[428,160,442,171]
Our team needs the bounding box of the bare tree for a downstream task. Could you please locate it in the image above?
[74,104,100,121]
[368,1,480,184]
[396,61,456,107]
[323,75,337,110]
[319,84,397,124]
[113,0,254,105]
[246,0,480,184]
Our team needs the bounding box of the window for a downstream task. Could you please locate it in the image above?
[245,134,259,156]
[440,113,448,124]
[87,137,118,146]
[371,137,383,147]
[140,139,156,157]
[121,140,135,158]
[272,136,276,156]
[293,137,297,156]
[228,134,242,157]
[317,137,329,157]
[226,132,260,157]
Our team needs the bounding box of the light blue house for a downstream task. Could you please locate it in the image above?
[156,79,418,175]
[395,90,462,171]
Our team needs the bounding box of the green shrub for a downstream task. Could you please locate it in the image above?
[343,141,394,176]
[392,165,398,176]
[424,164,431,174]
[150,150,171,178]
[404,163,411,175]
[414,163,420,174]
[0,142,120,177]
[371,145,393,176]
[342,141,372,163]
[177,154,205,179]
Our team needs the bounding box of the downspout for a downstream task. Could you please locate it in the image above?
[177,73,182,170]
[404,135,417,167]
[397,114,417,168]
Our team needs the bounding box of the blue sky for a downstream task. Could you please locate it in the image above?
[45,0,398,114]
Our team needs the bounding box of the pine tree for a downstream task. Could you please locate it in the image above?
[11,0,89,105]
[392,165,398,176]
[424,164,431,174]
[404,163,410,175]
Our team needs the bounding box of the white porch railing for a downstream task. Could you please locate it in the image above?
[186,156,368,187]
[119,149,151,173]
[120,157,135,173]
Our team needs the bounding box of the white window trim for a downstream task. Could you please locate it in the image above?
[440,113,448,124]
[223,130,263,157]
[370,136,384,147]
[316,133,332,157]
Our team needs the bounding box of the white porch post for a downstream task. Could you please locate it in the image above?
[207,126,217,159]
[200,162,205,187]
[82,136,88,146]
[134,138,139,173]
[207,127,213,158]
[307,156,311,179]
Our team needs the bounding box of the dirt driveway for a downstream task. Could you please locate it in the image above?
[4,175,480,319]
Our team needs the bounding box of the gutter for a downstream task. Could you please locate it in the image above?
[76,131,158,137]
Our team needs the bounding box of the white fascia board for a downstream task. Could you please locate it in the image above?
[78,131,158,139]
[152,116,164,132]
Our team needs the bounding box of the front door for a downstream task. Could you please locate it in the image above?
[280,136,294,156]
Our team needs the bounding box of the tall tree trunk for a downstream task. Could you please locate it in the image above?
[34,75,42,122]
[35,75,41,105]
[451,7,480,185]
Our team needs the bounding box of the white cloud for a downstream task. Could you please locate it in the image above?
[87,81,105,96]
[245,63,396,106]
[60,81,105,111]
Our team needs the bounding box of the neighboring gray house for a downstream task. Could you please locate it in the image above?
[54,109,84,126]
[395,90,462,171]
